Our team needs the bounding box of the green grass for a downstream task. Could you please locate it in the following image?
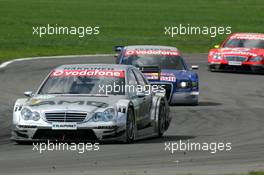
[0,0,264,61]
[247,172,264,175]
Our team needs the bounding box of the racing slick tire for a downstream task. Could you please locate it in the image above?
[158,100,166,137]
[14,140,32,145]
[208,65,218,72]
[191,98,199,106]
[251,66,264,74]
[125,107,135,143]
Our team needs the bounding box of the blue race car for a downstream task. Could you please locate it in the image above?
[115,45,199,105]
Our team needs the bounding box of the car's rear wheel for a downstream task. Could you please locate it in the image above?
[15,140,32,145]
[158,101,166,137]
[125,107,135,143]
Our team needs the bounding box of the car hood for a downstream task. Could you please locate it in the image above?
[25,94,123,113]
[217,48,264,57]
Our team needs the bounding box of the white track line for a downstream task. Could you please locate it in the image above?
[0,53,207,69]
[0,54,114,69]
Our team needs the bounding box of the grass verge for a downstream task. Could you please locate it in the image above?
[0,0,264,61]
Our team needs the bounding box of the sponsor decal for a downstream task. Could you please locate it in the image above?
[144,72,176,82]
[221,48,251,52]
[160,76,176,82]
[34,95,55,100]
[160,72,176,82]
[29,100,108,107]
[52,122,77,130]
[143,73,159,80]
[124,49,180,56]
[231,34,264,40]
[51,70,125,78]
[29,99,42,105]
[161,72,175,76]
[221,51,257,57]
[219,48,257,57]
[228,61,242,66]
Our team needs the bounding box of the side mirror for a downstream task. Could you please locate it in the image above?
[114,46,124,52]
[191,65,199,70]
[214,45,220,49]
[136,92,146,98]
[24,91,33,97]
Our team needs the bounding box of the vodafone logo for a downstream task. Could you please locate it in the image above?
[221,48,250,52]
[125,50,179,56]
[52,70,64,76]
[231,34,264,40]
[51,70,125,78]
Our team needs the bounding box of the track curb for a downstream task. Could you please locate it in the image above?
[0,54,114,69]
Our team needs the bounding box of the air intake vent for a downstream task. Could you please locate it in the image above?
[45,112,87,123]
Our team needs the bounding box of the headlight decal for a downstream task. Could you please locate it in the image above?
[14,105,23,112]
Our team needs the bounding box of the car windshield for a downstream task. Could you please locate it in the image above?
[38,69,125,95]
[122,54,185,70]
[224,39,264,49]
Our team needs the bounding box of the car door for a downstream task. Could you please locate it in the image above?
[132,68,153,128]
[127,69,145,127]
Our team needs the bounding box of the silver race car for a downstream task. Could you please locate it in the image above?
[12,64,170,143]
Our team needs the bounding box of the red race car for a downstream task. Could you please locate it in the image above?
[208,33,264,73]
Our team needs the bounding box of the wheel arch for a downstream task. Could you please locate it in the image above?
[116,99,136,123]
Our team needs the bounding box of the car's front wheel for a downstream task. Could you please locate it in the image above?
[125,107,135,143]
[208,65,217,72]
[191,98,199,106]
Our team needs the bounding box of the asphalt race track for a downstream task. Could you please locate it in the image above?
[0,54,263,175]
